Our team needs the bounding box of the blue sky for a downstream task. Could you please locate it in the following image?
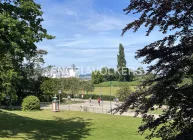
[36,0,165,70]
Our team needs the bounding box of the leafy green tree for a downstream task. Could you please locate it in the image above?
[40,79,59,96]
[136,67,145,76]
[58,78,68,93]
[115,1,193,140]
[0,0,54,103]
[123,68,135,82]
[116,85,132,101]
[66,77,81,96]
[82,81,94,94]
[117,44,127,81]
[133,67,145,81]
[101,67,108,81]
[17,49,48,99]
[91,70,104,84]
[40,78,72,101]
[101,67,117,81]
[117,44,126,68]
[0,54,18,102]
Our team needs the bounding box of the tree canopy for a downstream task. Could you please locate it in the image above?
[82,81,94,94]
[0,0,54,103]
[117,44,127,81]
[115,1,193,140]
[116,85,132,101]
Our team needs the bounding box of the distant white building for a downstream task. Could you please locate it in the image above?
[42,66,79,78]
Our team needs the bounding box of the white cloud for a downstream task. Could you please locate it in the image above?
[87,16,123,31]
[55,40,89,47]
[36,0,166,68]
[63,8,77,16]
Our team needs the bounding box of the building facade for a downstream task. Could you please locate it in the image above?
[42,66,79,78]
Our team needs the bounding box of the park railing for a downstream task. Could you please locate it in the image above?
[60,105,111,114]
[40,103,112,114]
[40,103,160,118]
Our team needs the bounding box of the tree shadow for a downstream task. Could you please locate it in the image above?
[0,110,92,140]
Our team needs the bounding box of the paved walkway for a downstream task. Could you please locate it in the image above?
[41,99,160,118]
[0,99,161,118]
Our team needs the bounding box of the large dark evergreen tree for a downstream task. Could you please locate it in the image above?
[117,44,127,81]
[115,1,193,140]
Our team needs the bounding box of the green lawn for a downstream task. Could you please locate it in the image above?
[91,80,139,95]
[90,86,136,95]
[94,80,141,87]
[61,99,85,104]
[0,109,159,140]
[91,87,119,95]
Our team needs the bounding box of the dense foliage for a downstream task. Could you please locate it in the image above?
[40,78,95,101]
[22,96,40,111]
[115,1,193,140]
[116,85,132,101]
[91,44,136,84]
[82,81,94,94]
[117,44,127,81]
[91,70,104,84]
[0,0,54,104]
[67,77,81,95]
[91,67,135,84]
[40,78,60,95]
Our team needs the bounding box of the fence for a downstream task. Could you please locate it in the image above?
[40,103,159,117]
[40,102,114,114]
[60,105,112,114]
[0,102,156,118]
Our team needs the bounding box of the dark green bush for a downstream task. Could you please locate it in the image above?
[22,96,40,111]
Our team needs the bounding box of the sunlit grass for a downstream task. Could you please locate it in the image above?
[90,86,136,95]
[0,109,159,140]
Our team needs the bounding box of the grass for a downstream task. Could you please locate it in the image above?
[89,86,136,95]
[91,80,140,95]
[94,80,141,87]
[65,81,139,96]
[61,99,85,105]
[91,87,119,95]
[0,109,159,140]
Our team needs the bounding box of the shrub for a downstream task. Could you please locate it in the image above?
[22,96,40,111]
[116,85,132,101]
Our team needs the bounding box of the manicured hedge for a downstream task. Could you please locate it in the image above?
[22,96,40,111]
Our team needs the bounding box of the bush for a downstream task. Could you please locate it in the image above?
[22,96,40,111]
[116,85,132,101]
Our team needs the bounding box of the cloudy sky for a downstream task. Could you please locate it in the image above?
[35,0,165,70]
